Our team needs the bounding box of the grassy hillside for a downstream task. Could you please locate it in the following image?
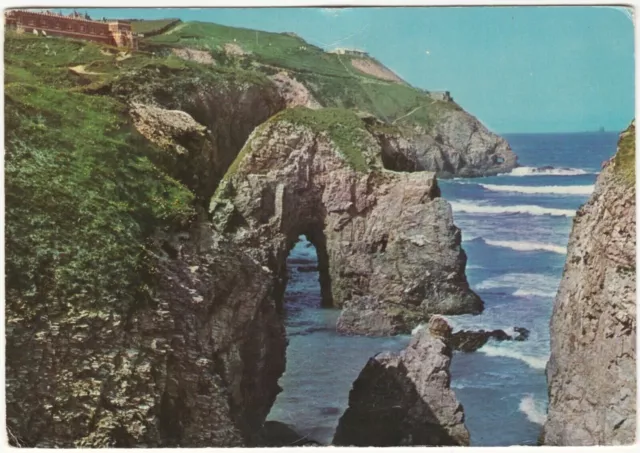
[143,20,460,128]
[5,32,195,319]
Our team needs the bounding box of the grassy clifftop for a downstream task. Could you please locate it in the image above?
[614,120,635,186]
[143,20,461,129]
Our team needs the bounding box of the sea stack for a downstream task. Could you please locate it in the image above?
[332,315,470,446]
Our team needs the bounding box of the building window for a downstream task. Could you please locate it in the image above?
[80,25,85,32]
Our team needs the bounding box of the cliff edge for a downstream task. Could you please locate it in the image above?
[543,121,636,445]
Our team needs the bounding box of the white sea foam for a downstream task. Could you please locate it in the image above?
[450,200,575,217]
[476,273,561,299]
[483,239,567,255]
[502,166,591,177]
[479,344,548,370]
[519,394,548,425]
[480,183,594,195]
[513,288,557,298]
[411,323,426,335]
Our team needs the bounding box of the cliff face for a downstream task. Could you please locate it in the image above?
[377,109,517,177]
[6,224,286,447]
[543,122,636,446]
[210,108,482,335]
[333,316,469,446]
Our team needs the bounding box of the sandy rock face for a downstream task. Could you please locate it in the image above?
[210,114,482,334]
[378,109,517,177]
[269,72,322,109]
[5,223,286,447]
[171,47,216,65]
[332,316,469,446]
[543,125,636,445]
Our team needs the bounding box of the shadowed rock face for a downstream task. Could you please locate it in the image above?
[543,123,636,446]
[5,223,286,448]
[210,112,482,333]
[332,316,469,446]
[376,109,518,178]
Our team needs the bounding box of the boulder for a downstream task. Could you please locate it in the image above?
[332,316,469,446]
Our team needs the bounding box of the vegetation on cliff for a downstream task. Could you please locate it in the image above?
[614,120,635,185]
[5,41,195,320]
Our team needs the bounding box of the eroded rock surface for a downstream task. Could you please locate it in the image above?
[332,316,469,446]
[210,109,482,333]
[543,123,636,446]
[377,109,518,177]
[5,223,286,447]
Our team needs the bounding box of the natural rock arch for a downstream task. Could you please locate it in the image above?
[210,108,482,334]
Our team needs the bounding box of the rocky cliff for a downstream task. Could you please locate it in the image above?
[333,316,469,446]
[210,108,482,335]
[542,121,636,445]
[6,222,286,447]
[377,109,518,177]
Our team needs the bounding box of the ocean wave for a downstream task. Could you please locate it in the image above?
[450,201,575,217]
[519,394,548,425]
[502,166,591,177]
[513,288,557,298]
[483,239,567,255]
[480,183,594,195]
[479,344,548,370]
[476,273,561,300]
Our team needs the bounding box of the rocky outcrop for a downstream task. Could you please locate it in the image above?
[269,71,322,109]
[171,47,216,65]
[543,122,636,446]
[113,71,287,206]
[377,109,518,177]
[332,316,469,446]
[5,223,286,447]
[450,326,530,352]
[210,108,482,334]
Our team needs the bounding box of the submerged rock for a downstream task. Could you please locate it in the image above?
[210,108,482,335]
[333,316,469,446]
[450,326,530,352]
[543,122,636,446]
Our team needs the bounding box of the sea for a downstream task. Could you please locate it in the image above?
[266,131,620,446]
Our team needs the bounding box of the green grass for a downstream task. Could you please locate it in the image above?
[5,79,194,320]
[143,20,461,132]
[614,121,635,185]
[130,19,180,35]
[269,107,374,172]
[147,21,382,80]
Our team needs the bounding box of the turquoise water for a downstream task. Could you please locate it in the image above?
[267,132,620,446]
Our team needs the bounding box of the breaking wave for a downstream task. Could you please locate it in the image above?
[513,288,557,298]
[479,344,548,370]
[483,239,567,255]
[450,201,575,217]
[502,166,592,177]
[519,394,548,425]
[475,272,561,298]
[480,183,594,195]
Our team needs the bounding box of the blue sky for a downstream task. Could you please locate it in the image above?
[57,7,634,133]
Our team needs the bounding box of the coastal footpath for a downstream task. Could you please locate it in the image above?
[543,121,636,445]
